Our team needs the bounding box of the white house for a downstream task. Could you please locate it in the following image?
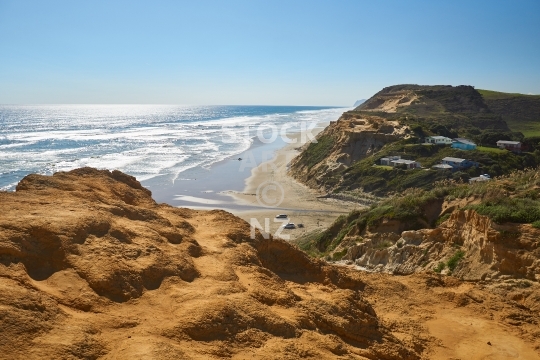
[380,155,401,166]
[424,136,453,145]
[496,140,522,152]
[391,159,421,169]
[469,174,491,184]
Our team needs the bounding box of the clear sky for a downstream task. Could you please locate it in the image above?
[0,0,539,105]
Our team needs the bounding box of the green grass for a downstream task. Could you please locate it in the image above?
[479,89,540,137]
[332,249,348,261]
[435,213,451,226]
[300,134,335,169]
[375,240,393,249]
[298,168,540,256]
[325,136,540,197]
[373,165,393,170]
[477,89,537,99]
[434,262,446,273]
[465,197,540,224]
[477,146,507,154]
[447,250,465,271]
[508,123,540,138]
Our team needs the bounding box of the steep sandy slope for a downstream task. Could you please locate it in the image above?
[289,114,408,191]
[341,210,540,283]
[357,271,540,359]
[0,168,416,360]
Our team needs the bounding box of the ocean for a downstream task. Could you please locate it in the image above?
[0,105,346,193]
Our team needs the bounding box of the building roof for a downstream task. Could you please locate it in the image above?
[469,176,490,182]
[432,164,453,169]
[428,136,451,140]
[381,155,401,160]
[442,157,466,163]
[496,140,521,145]
[391,159,417,165]
[453,138,476,146]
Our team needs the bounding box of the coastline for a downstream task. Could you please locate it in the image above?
[228,123,359,240]
[147,118,359,240]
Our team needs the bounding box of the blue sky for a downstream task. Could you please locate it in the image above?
[0,0,539,105]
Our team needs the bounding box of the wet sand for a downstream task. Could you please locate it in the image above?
[229,130,360,240]
[147,121,360,240]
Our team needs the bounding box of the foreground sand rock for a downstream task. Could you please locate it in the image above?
[0,168,416,359]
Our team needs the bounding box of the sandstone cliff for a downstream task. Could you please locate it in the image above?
[289,85,529,197]
[0,168,418,359]
[341,210,540,283]
[290,114,408,191]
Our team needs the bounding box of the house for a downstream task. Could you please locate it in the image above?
[390,159,421,169]
[424,136,453,145]
[469,174,491,184]
[380,155,401,166]
[496,140,522,153]
[441,157,478,170]
[451,138,477,150]
[432,164,453,171]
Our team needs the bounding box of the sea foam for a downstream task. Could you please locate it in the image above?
[0,105,346,191]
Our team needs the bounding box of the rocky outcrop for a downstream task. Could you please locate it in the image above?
[0,168,419,359]
[290,84,513,196]
[342,210,540,282]
[290,114,408,190]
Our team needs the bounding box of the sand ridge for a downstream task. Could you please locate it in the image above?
[0,168,415,359]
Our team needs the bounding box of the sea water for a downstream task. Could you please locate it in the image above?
[0,105,346,192]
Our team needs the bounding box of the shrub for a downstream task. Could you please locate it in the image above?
[375,240,393,249]
[301,134,335,169]
[468,198,540,224]
[436,213,451,226]
[332,249,348,261]
[447,250,465,271]
[434,262,446,273]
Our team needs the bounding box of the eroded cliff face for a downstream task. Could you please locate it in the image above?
[341,210,540,282]
[0,168,418,359]
[290,114,408,191]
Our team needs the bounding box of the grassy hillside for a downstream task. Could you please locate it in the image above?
[356,85,510,138]
[296,168,540,257]
[479,89,540,137]
[293,85,540,197]
[336,139,539,196]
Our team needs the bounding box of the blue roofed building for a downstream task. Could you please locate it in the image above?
[451,138,477,150]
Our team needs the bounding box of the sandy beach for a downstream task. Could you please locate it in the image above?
[147,118,360,241]
[228,126,360,240]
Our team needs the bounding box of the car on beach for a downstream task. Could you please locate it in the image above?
[282,223,295,229]
[275,214,288,219]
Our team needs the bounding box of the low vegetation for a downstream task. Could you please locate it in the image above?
[479,89,540,137]
[434,262,446,273]
[294,86,540,260]
[447,250,465,272]
[295,85,540,197]
[335,138,540,196]
[295,168,540,256]
[297,134,335,169]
